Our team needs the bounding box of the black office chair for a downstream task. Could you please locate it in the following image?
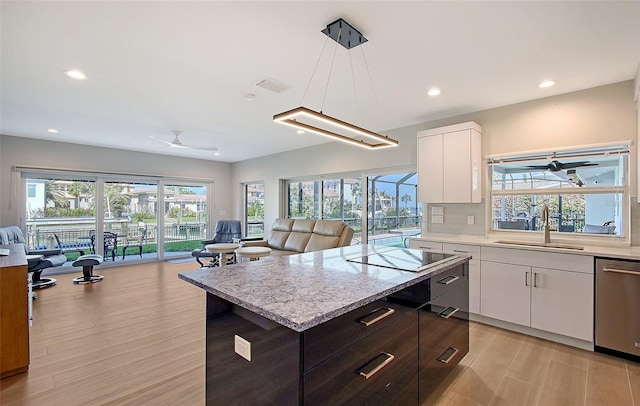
[0,226,66,289]
[192,220,243,267]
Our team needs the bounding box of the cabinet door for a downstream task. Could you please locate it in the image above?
[417,134,443,203]
[480,261,530,326]
[443,130,471,203]
[530,267,593,341]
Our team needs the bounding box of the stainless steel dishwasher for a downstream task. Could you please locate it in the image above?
[595,257,640,359]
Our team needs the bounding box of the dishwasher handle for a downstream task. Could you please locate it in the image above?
[603,267,640,276]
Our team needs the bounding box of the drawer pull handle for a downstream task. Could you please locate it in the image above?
[603,268,640,276]
[419,246,434,250]
[437,306,459,319]
[358,307,395,326]
[357,352,395,379]
[437,347,460,364]
[437,275,459,285]
[452,249,468,253]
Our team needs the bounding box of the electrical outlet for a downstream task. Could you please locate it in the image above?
[431,215,444,224]
[234,335,251,361]
[431,206,444,215]
[467,216,475,225]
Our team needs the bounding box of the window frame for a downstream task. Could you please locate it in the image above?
[486,143,630,240]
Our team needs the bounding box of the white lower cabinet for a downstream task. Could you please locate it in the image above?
[480,261,530,326]
[480,247,594,342]
[529,267,593,341]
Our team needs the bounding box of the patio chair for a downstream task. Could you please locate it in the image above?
[122,226,147,260]
[90,231,118,261]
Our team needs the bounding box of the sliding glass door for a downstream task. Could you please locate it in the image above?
[162,183,208,258]
[24,177,96,263]
[21,171,212,265]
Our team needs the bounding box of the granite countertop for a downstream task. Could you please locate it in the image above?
[178,244,469,332]
[412,233,640,260]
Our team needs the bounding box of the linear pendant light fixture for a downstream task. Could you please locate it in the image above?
[273,18,399,150]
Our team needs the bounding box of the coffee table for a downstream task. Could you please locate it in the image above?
[235,246,272,262]
[205,243,240,267]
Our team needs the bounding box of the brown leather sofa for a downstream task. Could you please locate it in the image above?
[244,218,354,257]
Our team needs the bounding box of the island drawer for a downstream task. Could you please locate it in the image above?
[418,282,469,403]
[304,298,415,371]
[430,263,467,300]
[391,263,467,307]
[303,311,418,404]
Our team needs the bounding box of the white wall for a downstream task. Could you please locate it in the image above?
[0,135,233,230]
[231,81,636,232]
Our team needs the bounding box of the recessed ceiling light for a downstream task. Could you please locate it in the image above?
[538,80,556,88]
[297,130,305,134]
[427,88,441,97]
[244,93,256,101]
[64,69,87,80]
[47,128,59,133]
[213,152,220,156]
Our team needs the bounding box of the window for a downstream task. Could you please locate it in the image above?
[488,145,628,236]
[20,169,212,265]
[245,182,264,238]
[285,172,421,247]
[286,178,361,243]
[367,173,421,246]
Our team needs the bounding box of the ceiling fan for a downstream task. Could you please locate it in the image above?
[150,130,218,151]
[525,160,597,172]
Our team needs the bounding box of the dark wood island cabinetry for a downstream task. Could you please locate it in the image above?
[180,245,469,405]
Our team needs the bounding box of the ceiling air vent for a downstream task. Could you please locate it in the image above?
[255,77,290,94]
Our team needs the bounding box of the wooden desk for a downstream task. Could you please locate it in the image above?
[0,244,30,378]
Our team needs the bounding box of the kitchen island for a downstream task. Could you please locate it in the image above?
[179,244,470,405]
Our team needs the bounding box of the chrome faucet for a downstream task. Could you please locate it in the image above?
[541,204,551,244]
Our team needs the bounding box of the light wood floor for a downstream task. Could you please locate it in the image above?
[0,261,637,406]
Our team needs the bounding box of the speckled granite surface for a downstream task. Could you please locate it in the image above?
[178,244,469,332]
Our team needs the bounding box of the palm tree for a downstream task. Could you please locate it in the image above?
[67,182,86,209]
[104,184,130,218]
[44,181,69,208]
[401,194,412,208]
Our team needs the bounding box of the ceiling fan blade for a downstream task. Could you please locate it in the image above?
[525,165,551,170]
[182,144,219,151]
[559,161,598,169]
[149,135,174,147]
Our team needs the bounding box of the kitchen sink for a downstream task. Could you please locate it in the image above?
[493,240,584,250]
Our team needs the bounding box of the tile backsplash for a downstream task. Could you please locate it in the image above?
[423,201,486,236]
[425,198,640,245]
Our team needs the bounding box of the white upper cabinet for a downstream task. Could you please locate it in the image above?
[417,122,482,203]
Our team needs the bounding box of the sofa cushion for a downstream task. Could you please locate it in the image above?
[268,230,290,250]
[284,231,312,252]
[305,234,340,252]
[292,219,316,233]
[313,220,346,237]
[267,219,294,250]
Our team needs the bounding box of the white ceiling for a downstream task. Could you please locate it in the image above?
[2,1,639,163]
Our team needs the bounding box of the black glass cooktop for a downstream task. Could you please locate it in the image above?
[347,248,455,272]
